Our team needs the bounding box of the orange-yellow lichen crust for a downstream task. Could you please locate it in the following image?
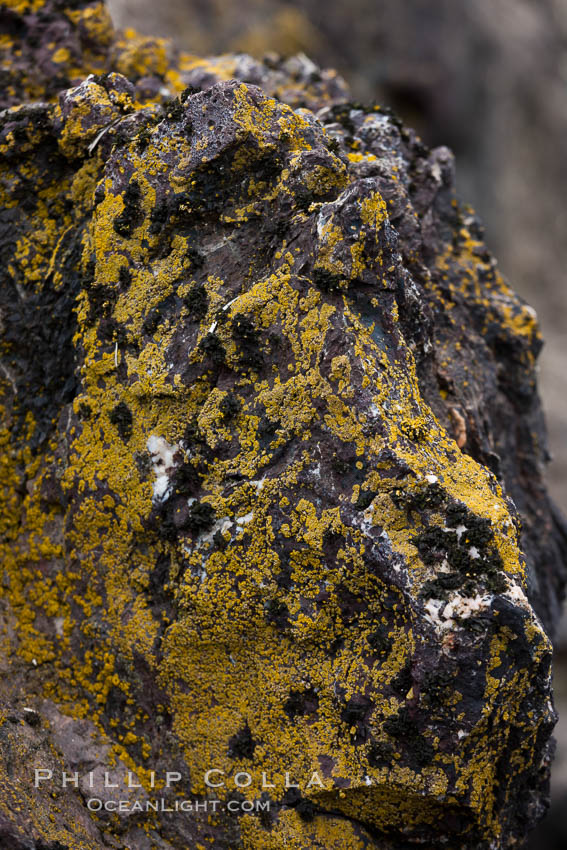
[0,3,559,849]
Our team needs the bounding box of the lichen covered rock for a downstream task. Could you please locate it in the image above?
[0,2,565,848]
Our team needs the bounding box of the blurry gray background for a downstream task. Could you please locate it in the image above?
[108,2,567,845]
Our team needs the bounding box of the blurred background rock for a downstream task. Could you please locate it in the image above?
[107,2,567,845]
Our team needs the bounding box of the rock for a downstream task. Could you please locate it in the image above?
[107,0,567,518]
[0,2,565,848]
[0,697,109,849]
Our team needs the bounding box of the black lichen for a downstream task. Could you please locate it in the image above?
[231,314,263,368]
[149,198,169,234]
[367,740,394,768]
[171,461,201,497]
[228,721,256,759]
[415,500,506,597]
[283,688,319,720]
[184,283,208,320]
[186,501,216,534]
[367,627,393,656]
[220,392,241,421]
[162,97,185,122]
[264,599,289,630]
[198,332,225,365]
[312,267,343,293]
[113,179,143,238]
[391,665,412,697]
[109,401,132,442]
[355,488,377,510]
[384,707,434,766]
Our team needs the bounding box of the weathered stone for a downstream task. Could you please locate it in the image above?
[0,2,565,848]
[107,0,567,516]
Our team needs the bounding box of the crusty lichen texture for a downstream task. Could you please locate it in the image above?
[0,2,563,849]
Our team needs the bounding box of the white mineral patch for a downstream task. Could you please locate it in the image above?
[431,160,443,184]
[222,296,239,312]
[147,435,179,502]
[369,403,382,418]
[505,582,529,606]
[200,516,232,547]
[236,511,254,526]
[424,598,445,627]
[453,524,467,540]
[316,208,332,239]
[424,593,490,630]
[442,594,488,623]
